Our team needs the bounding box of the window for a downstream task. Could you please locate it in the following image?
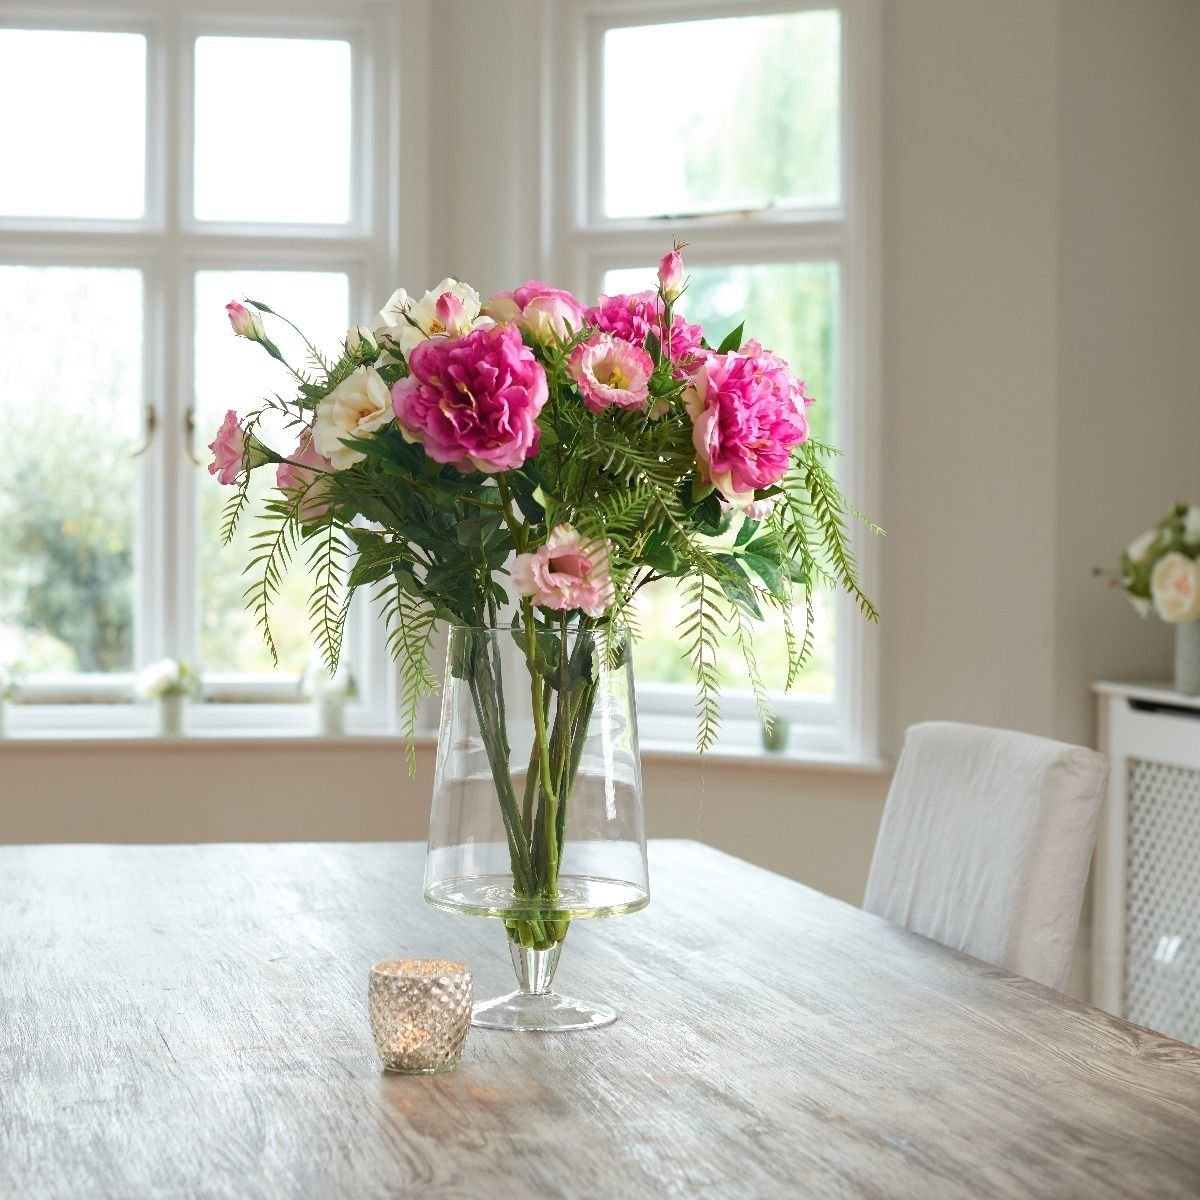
[0,2,405,736]
[547,1,880,759]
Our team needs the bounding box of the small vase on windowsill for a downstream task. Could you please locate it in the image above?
[1175,620,1200,696]
[137,658,198,738]
[302,659,356,738]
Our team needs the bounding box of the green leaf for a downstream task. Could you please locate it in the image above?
[742,552,789,602]
[734,517,760,548]
[644,529,684,575]
[716,322,745,355]
[713,553,763,620]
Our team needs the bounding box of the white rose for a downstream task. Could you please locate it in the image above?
[1126,529,1156,563]
[1184,505,1200,545]
[1150,552,1200,623]
[376,278,483,357]
[137,657,182,700]
[314,367,393,470]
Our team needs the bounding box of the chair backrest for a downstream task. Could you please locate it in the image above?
[863,721,1108,991]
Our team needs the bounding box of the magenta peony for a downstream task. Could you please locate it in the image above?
[568,333,654,413]
[683,346,812,508]
[391,323,548,474]
[586,290,704,376]
[277,427,335,522]
[511,524,614,617]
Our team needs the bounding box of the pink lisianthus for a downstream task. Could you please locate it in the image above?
[207,410,269,486]
[225,301,265,340]
[586,291,704,377]
[657,249,685,302]
[567,333,654,414]
[391,323,548,474]
[484,280,588,345]
[683,347,812,509]
[511,525,614,618]
[276,427,335,522]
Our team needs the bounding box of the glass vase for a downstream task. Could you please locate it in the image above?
[424,622,648,1031]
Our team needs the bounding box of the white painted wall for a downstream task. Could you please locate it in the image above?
[2,3,1197,953]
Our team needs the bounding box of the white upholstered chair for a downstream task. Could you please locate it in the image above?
[862,721,1108,991]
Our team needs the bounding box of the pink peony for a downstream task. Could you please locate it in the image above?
[484,280,588,345]
[276,427,335,522]
[390,323,548,474]
[683,346,812,508]
[208,410,247,486]
[568,333,654,414]
[511,525,614,617]
[586,291,704,376]
[657,249,684,302]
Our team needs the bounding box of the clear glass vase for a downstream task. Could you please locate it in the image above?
[424,622,648,1031]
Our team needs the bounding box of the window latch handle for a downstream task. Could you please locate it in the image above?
[185,407,203,467]
[131,404,157,458]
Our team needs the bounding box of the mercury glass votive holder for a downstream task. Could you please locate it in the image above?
[368,959,472,1074]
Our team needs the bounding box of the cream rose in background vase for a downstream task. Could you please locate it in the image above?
[137,658,199,736]
[1112,503,1200,694]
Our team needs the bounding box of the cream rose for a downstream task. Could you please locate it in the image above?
[1150,552,1200,623]
[314,366,393,470]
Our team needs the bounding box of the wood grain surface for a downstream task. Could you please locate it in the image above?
[1,840,1197,1199]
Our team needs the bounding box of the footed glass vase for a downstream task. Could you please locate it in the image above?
[424,622,648,1031]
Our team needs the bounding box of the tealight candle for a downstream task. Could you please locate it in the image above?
[368,959,472,1074]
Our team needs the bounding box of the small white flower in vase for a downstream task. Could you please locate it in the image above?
[303,659,356,737]
[0,666,19,738]
[137,658,199,737]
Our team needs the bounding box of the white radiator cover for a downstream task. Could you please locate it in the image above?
[1094,682,1200,1047]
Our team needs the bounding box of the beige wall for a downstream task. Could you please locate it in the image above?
[2,3,1197,939]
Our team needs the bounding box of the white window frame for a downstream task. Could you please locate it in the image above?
[543,0,881,761]
[0,0,429,738]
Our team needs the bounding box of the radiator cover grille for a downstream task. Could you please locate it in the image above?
[1125,757,1200,1046]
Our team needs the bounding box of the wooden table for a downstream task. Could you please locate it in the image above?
[2,841,1197,1199]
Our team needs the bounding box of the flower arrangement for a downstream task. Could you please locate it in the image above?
[209,247,877,946]
[136,658,199,701]
[1115,503,1200,623]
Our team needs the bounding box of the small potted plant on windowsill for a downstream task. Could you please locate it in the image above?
[302,659,357,737]
[136,658,200,736]
[0,665,19,738]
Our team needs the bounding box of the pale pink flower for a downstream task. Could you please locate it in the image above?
[484,281,588,345]
[208,410,245,485]
[391,323,547,474]
[1151,553,1200,623]
[683,347,812,508]
[586,291,704,377]
[225,301,265,340]
[658,249,684,302]
[276,427,335,522]
[511,525,614,617]
[720,494,778,522]
[567,333,654,414]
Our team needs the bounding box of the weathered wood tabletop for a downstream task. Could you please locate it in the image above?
[1,840,1197,1199]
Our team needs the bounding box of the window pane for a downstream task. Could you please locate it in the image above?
[195,270,349,673]
[194,37,352,224]
[0,31,145,218]
[603,11,839,218]
[602,262,838,696]
[0,267,142,672]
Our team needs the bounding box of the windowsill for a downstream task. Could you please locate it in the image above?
[639,740,887,774]
[0,727,883,772]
